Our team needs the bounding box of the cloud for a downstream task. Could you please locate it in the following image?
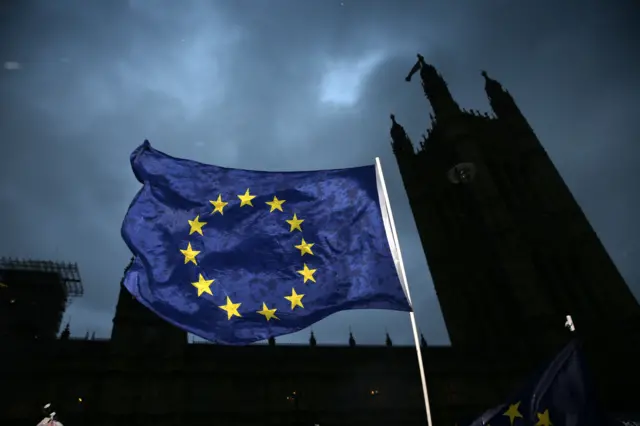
[319,50,386,106]
[0,0,637,346]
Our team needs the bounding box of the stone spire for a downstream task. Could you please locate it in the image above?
[59,323,71,340]
[110,256,187,356]
[405,54,459,119]
[481,70,530,130]
[390,114,414,157]
[420,333,428,348]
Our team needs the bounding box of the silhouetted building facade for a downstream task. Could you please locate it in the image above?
[1,57,639,426]
[1,286,548,426]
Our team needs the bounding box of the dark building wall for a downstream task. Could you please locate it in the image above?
[0,336,636,426]
[0,339,532,426]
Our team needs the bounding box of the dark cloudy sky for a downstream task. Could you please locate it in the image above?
[1,0,638,346]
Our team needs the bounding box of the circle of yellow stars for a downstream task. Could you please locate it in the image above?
[179,189,318,322]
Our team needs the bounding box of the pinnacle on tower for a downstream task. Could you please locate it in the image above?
[390,113,402,134]
[349,331,356,347]
[405,54,460,119]
[309,331,317,347]
[481,70,530,129]
[385,332,393,347]
[268,335,276,346]
[481,70,506,99]
[390,114,414,156]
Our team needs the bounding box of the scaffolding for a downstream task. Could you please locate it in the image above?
[0,257,84,340]
[0,257,84,301]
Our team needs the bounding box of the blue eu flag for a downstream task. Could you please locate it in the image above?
[121,141,411,344]
[467,339,607,426]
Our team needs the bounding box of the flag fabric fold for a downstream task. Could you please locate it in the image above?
[121,141,411,344]
[467,339,607,426]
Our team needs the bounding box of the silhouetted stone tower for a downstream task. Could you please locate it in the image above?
[392,55,640,351]
[110,258,187,357]
[105,258,188,416]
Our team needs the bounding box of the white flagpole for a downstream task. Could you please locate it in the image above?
[375,157,434,426]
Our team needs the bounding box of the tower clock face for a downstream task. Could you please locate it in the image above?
[447,162,477,184]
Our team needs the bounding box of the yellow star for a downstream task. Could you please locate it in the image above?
[219,296,242,320]
[284,288,304,310]
[285,213,304,232]
[257,303,279,321]
[535,409,552,426]
[265,196,286,212]
[503,402,523,426]
[237,188,256,207]
[295,238,314,256]
[180,242,200,265]
[209,194,228,215]
[297,263,317,283]
[191,274,214,297]
[187,215,207,236]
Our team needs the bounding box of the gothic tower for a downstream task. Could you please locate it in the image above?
[110,258,188,357]
[103,258,188,417]
[392,55,640,351]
